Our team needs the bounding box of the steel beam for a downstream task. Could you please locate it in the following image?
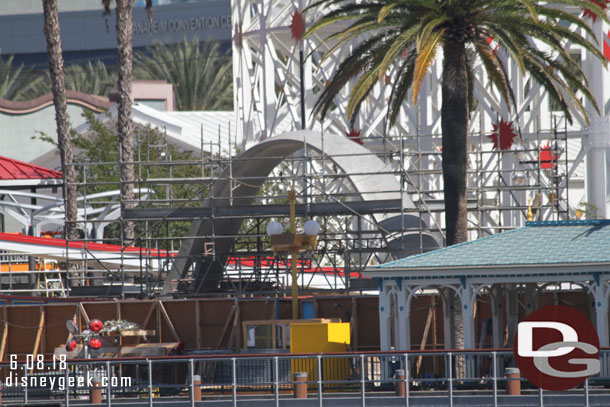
[124,199,403,220]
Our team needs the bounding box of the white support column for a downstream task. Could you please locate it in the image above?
[490,285,505,349]
[586,117,610,219]
[397,284,410,351]
[505,284,519,347]
[302,26,314,129]
[524,283,538,315]
[258,0,277,141]
[460,284,475,350]
[378,280,392,352]
[439,288,453,350]
[501,147,513,230]
[232,0,250,147]
[489,285,506,374]
[460,282,476,378]
[593,280,609,348]
[585,19,610,218]
[589,277,610,377]
[378,280,404,381]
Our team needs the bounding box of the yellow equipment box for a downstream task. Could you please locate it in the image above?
[290,322,351,388]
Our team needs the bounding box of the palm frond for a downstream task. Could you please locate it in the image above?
[411,29,443,103]
[346,69,378,119]
[308,0,605,129]
[472,39,510,107]
[318,19,386,63]
[0,53,45,101]
[134,37,232,110]
[377,25,419,80]
[517,0,538,20]
[305,3,382,37]
[387,50,417,127]
[482,26,526,73]
[312,33,387,119]
[378,3,398,23]
[417,15,448,52]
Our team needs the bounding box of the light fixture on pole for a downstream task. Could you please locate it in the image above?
[266,221,284,236]
[64,318,105,358]
[512,171,526,185]
[267,189,320,319]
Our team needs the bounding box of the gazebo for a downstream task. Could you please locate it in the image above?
[0,155,62,188]
[365,220,610,362]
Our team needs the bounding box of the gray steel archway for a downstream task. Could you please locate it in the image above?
[162,130,440,294]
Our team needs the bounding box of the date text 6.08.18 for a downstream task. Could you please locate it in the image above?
[10,354,67,371]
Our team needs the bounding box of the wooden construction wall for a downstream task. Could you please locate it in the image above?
[0,295,382,361]
[0,290,589,363]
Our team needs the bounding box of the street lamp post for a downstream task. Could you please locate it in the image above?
[267,190,320,319]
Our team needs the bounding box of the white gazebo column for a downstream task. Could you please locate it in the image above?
[505,284,519,347]
[397,284,410,351]
[590,277,610,377]
[460,284,476,350]
[459,281,476,378]
[489,285,506,375]
[524,283,538,316]
[592,280,609,348]
[490,285,505,349]
[377,279,404,380]
[378,279,392,351]
[439,288,454,349]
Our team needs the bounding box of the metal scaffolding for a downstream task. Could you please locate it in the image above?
[42,116,574,298]
[2,0,605,298]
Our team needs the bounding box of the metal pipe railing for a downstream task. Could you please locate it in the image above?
[0,349,608,405]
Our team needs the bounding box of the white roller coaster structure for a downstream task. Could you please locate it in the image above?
[232,0,610,237]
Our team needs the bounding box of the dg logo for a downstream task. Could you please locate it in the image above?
[514,305,600,391]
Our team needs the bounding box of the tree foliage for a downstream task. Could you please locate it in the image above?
[134,37,233,110]
[307,0,605,127]
[33,61,118,97]
[74,111,210,249]
[0,53,45,101]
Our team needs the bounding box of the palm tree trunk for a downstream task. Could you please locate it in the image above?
[441,41,469,378]
[42,0,79,241]
[116,0,135,243]
[441,42,469,246]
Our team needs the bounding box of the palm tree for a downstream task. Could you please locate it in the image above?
[308,0,604,247]
[100,0,154,244]
[102,0,138,243]
[68,61,117,96]
[0,53,44,101]
[42,0,79,240]
[307,0,605,370]
[33,60,117,97]
[134,37,233,110]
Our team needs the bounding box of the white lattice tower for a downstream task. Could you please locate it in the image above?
[232,0,610,231]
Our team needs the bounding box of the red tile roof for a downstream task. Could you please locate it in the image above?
[0,156,62,181]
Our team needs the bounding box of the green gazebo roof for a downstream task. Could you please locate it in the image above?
[375,220,610,272]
